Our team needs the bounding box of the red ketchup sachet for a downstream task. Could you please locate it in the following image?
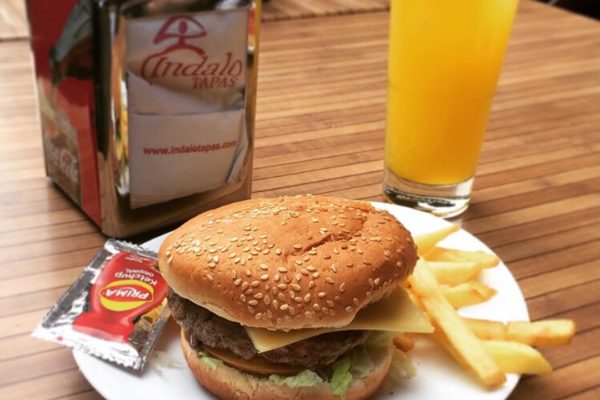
[33,240,170,371]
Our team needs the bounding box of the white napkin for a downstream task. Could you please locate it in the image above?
[124,8,249,208]
[128,110,247,208]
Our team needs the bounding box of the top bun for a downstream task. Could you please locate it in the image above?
[158,195,417,330]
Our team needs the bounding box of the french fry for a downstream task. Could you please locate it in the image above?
[482,340,553,375]
[393,333,415,352]
[465,318,576,346]
[428,261,481,286]
[425,247,500,269]
[440,281,497,308]
[408,259,506,387]
[414,225,460,256]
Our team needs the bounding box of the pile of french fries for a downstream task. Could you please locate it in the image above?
[394,224,575,388]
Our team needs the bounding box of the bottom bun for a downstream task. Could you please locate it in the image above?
[180,330,394,400]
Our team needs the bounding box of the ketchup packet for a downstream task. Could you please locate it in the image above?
[32,240,170,371]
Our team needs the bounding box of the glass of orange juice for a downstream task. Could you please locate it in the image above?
[383,0,519,217]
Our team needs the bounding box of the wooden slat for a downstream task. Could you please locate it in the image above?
[0,0,27,41]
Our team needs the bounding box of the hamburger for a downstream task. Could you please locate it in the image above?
[158,195,431,399]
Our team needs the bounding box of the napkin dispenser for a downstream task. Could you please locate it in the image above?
[27,0,260,237]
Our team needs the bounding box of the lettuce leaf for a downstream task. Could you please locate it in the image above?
[269,369,324,388]
[197,352,223,370]
[350,346,374,379]
[331,357,353,399]
[364,331,396,348]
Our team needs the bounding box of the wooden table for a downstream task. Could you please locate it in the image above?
[1,1,599,399]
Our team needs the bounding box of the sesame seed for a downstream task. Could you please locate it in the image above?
[306,265,316,272]
[208,262,216,269]
[304,294,311,303]
[331,264,338,273]
[234,278,242,286]
[368,278,374,287]
[312,272,320,279]
[248,306,255,314]
[294,297,302,303]
[346,263,354,268]
[326,300,334,308]
[240,258,247,266]
[234,257,241,264]
[206,274,213,282]
[295,273,302,282]
[313,303,320,311]
[384,250,392,257]
[275,248,282,255]
[322,308,329,315]
[248,300,259,306]
[241,282,249,291]
[254,293,263,299]
[255,313,262,320]
[259,263,268,271]
[251,280,260,287]
[353,297,359,305]
[230,237,238,242]
[274,274,280,282]
[396,261,403,267]
[326,277,334,284]
[305,311,313,318]
[244,270,251,277]
[301,269,309,276]
[318,292,327,298]
[240,294,246,302]
[309,281,316,288]
[291,284,301,291]
[278,267,288,273]
[345,306,353,313]
[264,295,271,305]
[294,260,303,266]
[277,283,288,290]
[374,278,381,285]
[272,300,279,309]
[229,253,236,259]
[260,274,269,281]
[278,293,286,301]
[335,296,341,302]
[323,255,331,260]
[280,304,289,311]
[293,244,302,250]
[339,283,347,292]
[363,261,372,266]
[262,248,270,255]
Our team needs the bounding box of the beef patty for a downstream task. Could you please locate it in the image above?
[168,290,368,369]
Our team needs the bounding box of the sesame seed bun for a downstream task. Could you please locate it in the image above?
[159,195,417,330]
[180,329,394,400]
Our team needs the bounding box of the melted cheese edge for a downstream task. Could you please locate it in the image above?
[246,288,434,353]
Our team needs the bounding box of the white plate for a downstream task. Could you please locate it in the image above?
[74,203,529,400]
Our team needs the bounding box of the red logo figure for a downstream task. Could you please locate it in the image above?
[140,16,209,85]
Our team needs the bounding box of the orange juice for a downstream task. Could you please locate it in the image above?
[385,0,519,185]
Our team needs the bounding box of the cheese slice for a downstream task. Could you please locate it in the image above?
[246,288,434,353]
